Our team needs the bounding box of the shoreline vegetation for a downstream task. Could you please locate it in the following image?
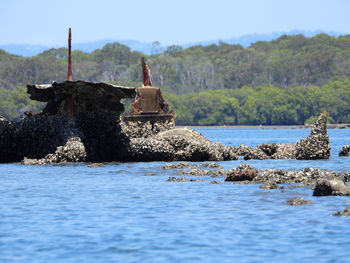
[0,33,349,125]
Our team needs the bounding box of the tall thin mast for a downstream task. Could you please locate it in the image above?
[68,28,72,81]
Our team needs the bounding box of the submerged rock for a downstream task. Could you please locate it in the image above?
[200,162,223,169]
[243,148,269,160]
[259,181,280,189]
[313,179,350,196]
[234,144,253,156]
[272,143,296,159]
[254,167,348,186]
[178,169,225,177]
[162,162,197,169]
[190,178,204,182]
[166,177,187,182]
[233,111,330,161]
[87,163,105,168]
[225,164,258,181]
[224,164,350,187]
[331,206,350,216]
[295,111,330,159]
[286,197,313,206]
[178,169,210,176]
[210,180,222,184]
[243,143,296,160]
[257,143,277,156]
[339,145,350,157]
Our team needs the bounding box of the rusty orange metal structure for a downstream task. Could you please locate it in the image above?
[68,28,73,81]
[141,57,152,86]
[66,28,73,119]
[131,57,170,115]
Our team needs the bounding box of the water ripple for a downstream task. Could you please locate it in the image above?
[1,128,350,262]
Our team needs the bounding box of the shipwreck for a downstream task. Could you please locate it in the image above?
[27,28,175,129]
[0,28,332,164]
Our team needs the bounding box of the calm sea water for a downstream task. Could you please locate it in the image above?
[1,127,350,263]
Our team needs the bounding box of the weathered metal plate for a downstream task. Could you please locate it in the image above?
[138,87,158,114]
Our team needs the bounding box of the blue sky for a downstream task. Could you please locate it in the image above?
[1,0,349,45]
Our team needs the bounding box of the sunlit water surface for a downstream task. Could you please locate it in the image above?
[1,127,350,262]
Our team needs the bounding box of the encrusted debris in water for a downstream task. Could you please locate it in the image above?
[87,163,105,168]
[162,162,198,169]
[210,180,222,184]
[286,197,313,206]
[200,162,223,169]
[178,169,225,177]
[259,181,281,189]
[331,206,350,216]
[166,177,187,182]
[339,145,350,157]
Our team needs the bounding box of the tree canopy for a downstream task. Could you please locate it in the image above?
[0,33,349,124]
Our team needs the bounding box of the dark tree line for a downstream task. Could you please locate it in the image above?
[163,79,350,125]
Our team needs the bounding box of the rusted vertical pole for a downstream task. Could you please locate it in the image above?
[141,57,147,86]
[68,28,73,81]
[141,57,152,86]
[67,28,73,120]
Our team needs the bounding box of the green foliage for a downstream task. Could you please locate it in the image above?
[0,86,44,120]
[0,33,350,124]
[164,79,350,125]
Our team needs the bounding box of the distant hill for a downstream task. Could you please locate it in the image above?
[0,40,154,57]
[182,29,343,49]
[0,29,344,57]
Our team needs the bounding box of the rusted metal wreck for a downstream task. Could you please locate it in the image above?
[27,28,175,126]
[122,57,175,126]
[27,28,136,119]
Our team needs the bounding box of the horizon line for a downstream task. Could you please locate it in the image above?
[0,29,348,47]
